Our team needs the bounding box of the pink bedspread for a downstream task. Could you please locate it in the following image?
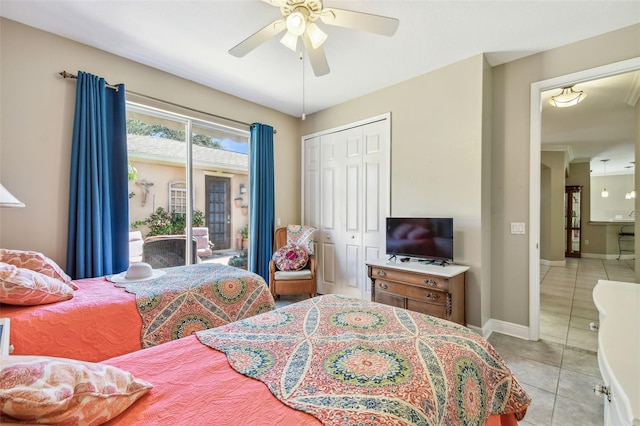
[1,277,142,362]
[1,264,275,362]
[197,295,530,425]
[102,335,518,426]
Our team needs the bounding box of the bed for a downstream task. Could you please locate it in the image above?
[1,262,276,362]
[88,294,529,425]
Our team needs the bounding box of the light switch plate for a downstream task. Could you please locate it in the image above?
[511,222,526,235]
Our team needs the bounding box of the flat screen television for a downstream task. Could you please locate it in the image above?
[386,217,454,264]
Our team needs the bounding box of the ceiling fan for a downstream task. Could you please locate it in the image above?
[229,0,399,77]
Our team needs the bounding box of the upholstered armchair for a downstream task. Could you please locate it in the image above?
[269,226,317,299]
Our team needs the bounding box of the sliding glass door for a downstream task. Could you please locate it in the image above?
[125,102,250,267]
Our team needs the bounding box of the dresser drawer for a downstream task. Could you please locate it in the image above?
[406,299,448,318]
[374,280,447,306]
[373,290,405,309]
[370,267,448,290]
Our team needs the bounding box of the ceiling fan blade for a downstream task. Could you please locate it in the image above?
[229,20,286,57]
[260,0,286,6]
[303,35,330,77]
[320,8,399,36]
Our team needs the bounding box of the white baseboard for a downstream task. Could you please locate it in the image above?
[480,318,530,340]
[540,258,566,267]
[582,252,635,260]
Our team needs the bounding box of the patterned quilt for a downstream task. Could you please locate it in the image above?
[115,263,275,348]
[197,294,530,426]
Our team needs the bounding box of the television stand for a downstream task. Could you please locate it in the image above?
[419,259,450,267]
[366,259,469,325]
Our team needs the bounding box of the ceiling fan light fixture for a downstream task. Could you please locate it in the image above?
[280,31,299,51]
[306,22,327,49]
[286,12,306,36]
[548,85,587,108]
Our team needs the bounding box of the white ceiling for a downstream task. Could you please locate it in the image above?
[1,0,639,118]
[1,0,639,174]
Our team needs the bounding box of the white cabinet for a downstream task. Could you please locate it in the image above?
[303,115,390,299]
[593,280,640,426]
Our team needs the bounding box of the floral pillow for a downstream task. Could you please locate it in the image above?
[0,355,152,424]
[0,249,77,290]
[272,244,309,271]
[0,263,73,306]
[286,225,315,255]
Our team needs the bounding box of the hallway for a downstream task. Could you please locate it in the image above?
[539,257,635,352]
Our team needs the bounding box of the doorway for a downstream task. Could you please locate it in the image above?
[529,57,640,340]
[206,176,231,250]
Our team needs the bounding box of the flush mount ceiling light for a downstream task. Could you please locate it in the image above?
[601,159,609,198]
[548,85,588,108]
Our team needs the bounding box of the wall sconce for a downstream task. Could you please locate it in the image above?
[239,184,247,194]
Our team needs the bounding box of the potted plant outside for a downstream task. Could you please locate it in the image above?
[241,224,249,249]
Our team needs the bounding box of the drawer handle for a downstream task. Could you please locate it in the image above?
[593,384,611,402]
[378,282,388,290]
[376,270,387,277]
[589,322,599,331]
[424,278,438,286]
[425,292,440,300]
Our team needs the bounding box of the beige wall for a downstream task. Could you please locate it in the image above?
[490,24,640,324]
[301,55,487,327]
[0,18,301,268]
[540,151,565,262]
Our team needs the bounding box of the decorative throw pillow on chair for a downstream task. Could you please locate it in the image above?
[286,225,315,255]
[272,244,309,271]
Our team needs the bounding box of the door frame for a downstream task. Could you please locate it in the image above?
[529,57,640,341]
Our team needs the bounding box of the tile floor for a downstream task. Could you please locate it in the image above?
[490,257,635,426]
[275,258,636,425]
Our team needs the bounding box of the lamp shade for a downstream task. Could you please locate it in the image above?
[286,12,306,36]
[280,31,299,51]
[0,183,25,208]
[306,22,327,49]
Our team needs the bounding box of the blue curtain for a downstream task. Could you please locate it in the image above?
[66,71,129,279]
[248,123,275,282]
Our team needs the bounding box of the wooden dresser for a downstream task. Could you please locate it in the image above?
[366,260,469,325]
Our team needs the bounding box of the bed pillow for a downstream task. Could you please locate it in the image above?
[0,249,77,290]
[286,225,315,255]
[0,263,73,306]
[272,244,309,271]
[0,355,152,424]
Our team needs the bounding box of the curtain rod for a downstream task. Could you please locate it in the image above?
[59,71,276,134]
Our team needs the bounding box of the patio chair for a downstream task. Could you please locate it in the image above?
[142,236,198,268]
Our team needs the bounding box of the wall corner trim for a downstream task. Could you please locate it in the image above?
[482,319,530,341]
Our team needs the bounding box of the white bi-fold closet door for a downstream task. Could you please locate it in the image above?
[303,114,390,299]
